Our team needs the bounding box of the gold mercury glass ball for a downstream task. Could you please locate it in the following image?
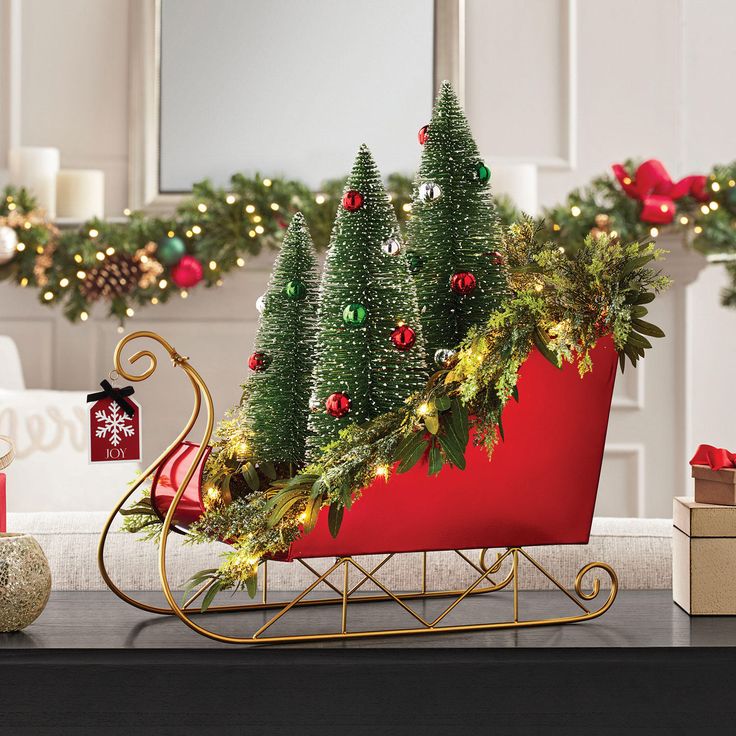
[0,533,52,632]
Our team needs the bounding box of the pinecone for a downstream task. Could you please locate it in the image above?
[80,252,141,302]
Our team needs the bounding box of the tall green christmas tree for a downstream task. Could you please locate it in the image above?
[407,81,507,367]
[242,212,319,467]
[307,145,427,457]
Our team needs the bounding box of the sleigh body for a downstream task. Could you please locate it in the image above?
[152,337,617,557]
[99,331,620,645]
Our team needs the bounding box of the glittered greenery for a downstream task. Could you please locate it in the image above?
[306,145,427,458]
[408,81,507,365]
[0,172,412,324]
[126,219,670,597]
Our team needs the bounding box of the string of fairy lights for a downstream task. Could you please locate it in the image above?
[3,161,736,324]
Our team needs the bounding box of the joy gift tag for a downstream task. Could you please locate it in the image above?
[86,378,142,463]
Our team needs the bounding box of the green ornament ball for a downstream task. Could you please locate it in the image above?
[476,162,491,183]
[407,252,423,273]
[284,279,306,300]
[342,302,367,326]
[157,235,186,265]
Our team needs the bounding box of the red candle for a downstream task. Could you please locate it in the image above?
[0,474,6,533]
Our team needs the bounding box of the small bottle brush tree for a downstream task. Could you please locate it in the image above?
[307,145,427,458]
[241,212,319,468]
[408,81,507,368]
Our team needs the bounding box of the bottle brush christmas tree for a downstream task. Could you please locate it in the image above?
[408,81,507,367]
[307,145,427,457]
[240,211,319,467]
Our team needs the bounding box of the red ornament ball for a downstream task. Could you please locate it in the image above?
[325,392,351,418]
[171,255,204,288]
[248,352,269,372]
[450,271,477,295]
[390,324,416,351]
[418,125,429,145]
[342,190,364,212]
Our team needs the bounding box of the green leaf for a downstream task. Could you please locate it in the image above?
[242,462,260,492]
[632,318,665,338]
[245,573,258,599]
[200,579,223,613]
[424,413,440,435]
[303,494,322,533]
[497,414,505,442]
[328,503,344,538]
[260,461,277,481]
[511,385,519,403]
[533,327,562,368]
[434,395,451,412]
[449,398,470,448]
[628,331,652,350]
[631,305,649,318]
[634,291,655,305]
[438,432,466,470]
[393,430,425,464]
[397,435,429,473]
[621,254,654,276]
[428,441,443,476]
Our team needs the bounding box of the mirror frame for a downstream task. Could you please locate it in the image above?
[128,0,462,213]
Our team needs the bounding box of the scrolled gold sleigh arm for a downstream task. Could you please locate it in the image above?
[98,330,215,616]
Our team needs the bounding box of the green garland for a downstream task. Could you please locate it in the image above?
[0,173,413,324]
[5,159,736,325]
[540,159,736,265]
[125,220,669,604]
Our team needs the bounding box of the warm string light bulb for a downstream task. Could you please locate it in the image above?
[80,311,88,321]
[89,228,99,238]
[417,402,430,416]
[570,205,581,217]
[650,227,659,238]
[197,203,207,213]
[374,465,389,479]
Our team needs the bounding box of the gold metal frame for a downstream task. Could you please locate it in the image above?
[98,331,619,645]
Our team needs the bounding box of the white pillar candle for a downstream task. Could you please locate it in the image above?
[489,163,538,216]
[56,169,105,221]
[8,147,60,219]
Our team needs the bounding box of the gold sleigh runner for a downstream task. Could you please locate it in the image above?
[98,331,618,645]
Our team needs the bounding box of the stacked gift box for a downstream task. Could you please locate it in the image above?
[673,445,736,615]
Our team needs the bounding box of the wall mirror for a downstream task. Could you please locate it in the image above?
[130,0,457,212]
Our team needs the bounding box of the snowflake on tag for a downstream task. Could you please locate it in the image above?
[95,402,135,447]
[88,395,142,463]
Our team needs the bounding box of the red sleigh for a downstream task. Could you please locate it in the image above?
[99,331,619,644]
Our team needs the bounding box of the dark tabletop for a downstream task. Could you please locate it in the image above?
[3,591,736,735]
[0,589,733,649]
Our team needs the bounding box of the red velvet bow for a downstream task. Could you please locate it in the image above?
[612,159,708,224]
[690,444,736,471]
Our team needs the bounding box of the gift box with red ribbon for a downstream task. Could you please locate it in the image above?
[690,444,736,506]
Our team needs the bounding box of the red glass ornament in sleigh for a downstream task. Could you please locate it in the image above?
[100,332,619,644]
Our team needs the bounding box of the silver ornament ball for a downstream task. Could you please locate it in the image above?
[0,225,18,265]
[381,236,401,256]
[434,348,456,367]
[419,182,442,203]
[255,294,267,313]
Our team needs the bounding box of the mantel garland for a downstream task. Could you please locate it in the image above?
[122,221,670,603]
[540,159,736,303]
[3,159,736,325]
[0,173,413,324]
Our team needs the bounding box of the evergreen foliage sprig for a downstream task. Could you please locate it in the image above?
[129,221,670,597]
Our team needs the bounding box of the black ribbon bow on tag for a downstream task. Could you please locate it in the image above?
[86,379,136,417]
